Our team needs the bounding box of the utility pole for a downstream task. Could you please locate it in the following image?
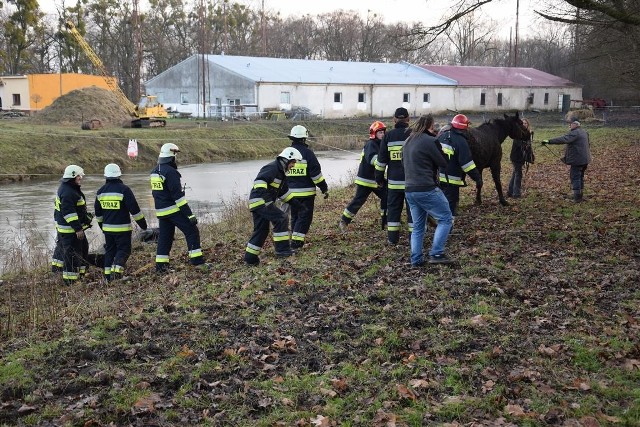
[224,0,229,53]
[132,0,142,100]
[199,0,207,118]
[261,0,266,55]
[514,0,519,67]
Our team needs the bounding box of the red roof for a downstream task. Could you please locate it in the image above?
[418,65,579,88]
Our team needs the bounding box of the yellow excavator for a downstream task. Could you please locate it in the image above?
[65,20,168,128]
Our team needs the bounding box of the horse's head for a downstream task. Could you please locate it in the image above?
[504,112,531,140]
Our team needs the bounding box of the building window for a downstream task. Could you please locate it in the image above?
[544,93,549,105]
[280,91,290,103]
[334,92,342,103]
[358,92,366,103]
[497,93,503,106]
[12,94,21,106]
[480,93,486,106]
[180,92,188,104]
[528,93,534,105]
[403,93,410,103]
[423,93,430,103]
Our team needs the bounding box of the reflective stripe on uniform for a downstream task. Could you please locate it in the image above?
[245,243,261,255]
[387,221,401,231]
[132,211,144,221]
[387,179,406,190]
[64,212,79,223]
[311,173,325,185]
[156,205,180,216]
[63,271,79,280]
[273,231,289,242]
[249,198,265,209]
[462,160,477,173]
[439,173,464,186]
[156,255,170,263]
[253,179,268,189]
[342,208,355,219]
[101,223,133,232]
[291,232,305,242]
[283,187,316,201]
[56,224,75,233]
[189,248,203,258]
[355,177,377,188]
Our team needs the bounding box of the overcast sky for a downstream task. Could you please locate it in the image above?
[38,0,539,37]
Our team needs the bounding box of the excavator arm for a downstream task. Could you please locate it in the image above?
[65,20,166,127]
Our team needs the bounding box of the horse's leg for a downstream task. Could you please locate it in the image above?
[475,169,483,205]
[490,164,509,206]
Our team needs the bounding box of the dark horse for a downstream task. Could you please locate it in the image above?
[468,112,531,206]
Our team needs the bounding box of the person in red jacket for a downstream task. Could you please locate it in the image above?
[339,121,388,231]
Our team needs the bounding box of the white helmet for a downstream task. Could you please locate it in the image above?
[159,143,180,158]
[63,165,84,179]
[289,125,309,139]
[104,163,122,178]
[278,147,303,162]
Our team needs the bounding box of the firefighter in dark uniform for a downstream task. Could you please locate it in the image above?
[52,165,92,284]
[374,107,413,245]
[339,120,388,231]
[95,163,148,282]
[150,143,207,273]
[438,114,482,217]
[245,147,304,265]
[282,125,328,249]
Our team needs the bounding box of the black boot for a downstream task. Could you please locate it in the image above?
[573,190,583,203]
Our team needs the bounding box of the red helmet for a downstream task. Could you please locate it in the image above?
[369,121,387,139]
[451,114,470,129]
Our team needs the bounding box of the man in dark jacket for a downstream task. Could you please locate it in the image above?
[245,147,303,265]
[282,125,328,249]
[374,107,413,245]
[52,165,92,284]
[95,163,147,282]
[339,121,388,231]
[543,120,592,202]
[150,143,207,273]
[438,114,482,217]
[403,115,454,266]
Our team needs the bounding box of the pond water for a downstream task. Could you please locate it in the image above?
[0,150,359,272]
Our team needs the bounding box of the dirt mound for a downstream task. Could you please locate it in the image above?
[31,86,131,127]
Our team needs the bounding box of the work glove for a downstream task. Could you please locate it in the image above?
[541,139,549,145]
[189,215,198,225]
[75,229,85,240]
[323,191,329,200]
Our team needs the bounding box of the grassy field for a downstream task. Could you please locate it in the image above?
[0,119,639,426]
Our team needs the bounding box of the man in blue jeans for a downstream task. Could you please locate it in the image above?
[402,115,455,266]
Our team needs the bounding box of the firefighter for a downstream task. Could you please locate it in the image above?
[245,147,304,266]
[374,107,413,245]
[282,125,329,249]
[95,163,148,282]
[52,165,92,285]
[339,120,388,231]
[150,143,208,273]
[438,114,482,217]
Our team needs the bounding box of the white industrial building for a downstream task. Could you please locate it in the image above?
[143,55,582,119]
[418,65,582,113]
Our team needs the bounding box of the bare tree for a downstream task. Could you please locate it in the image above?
[444,11,499,65]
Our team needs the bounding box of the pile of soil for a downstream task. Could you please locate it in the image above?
[31,86,131,127]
